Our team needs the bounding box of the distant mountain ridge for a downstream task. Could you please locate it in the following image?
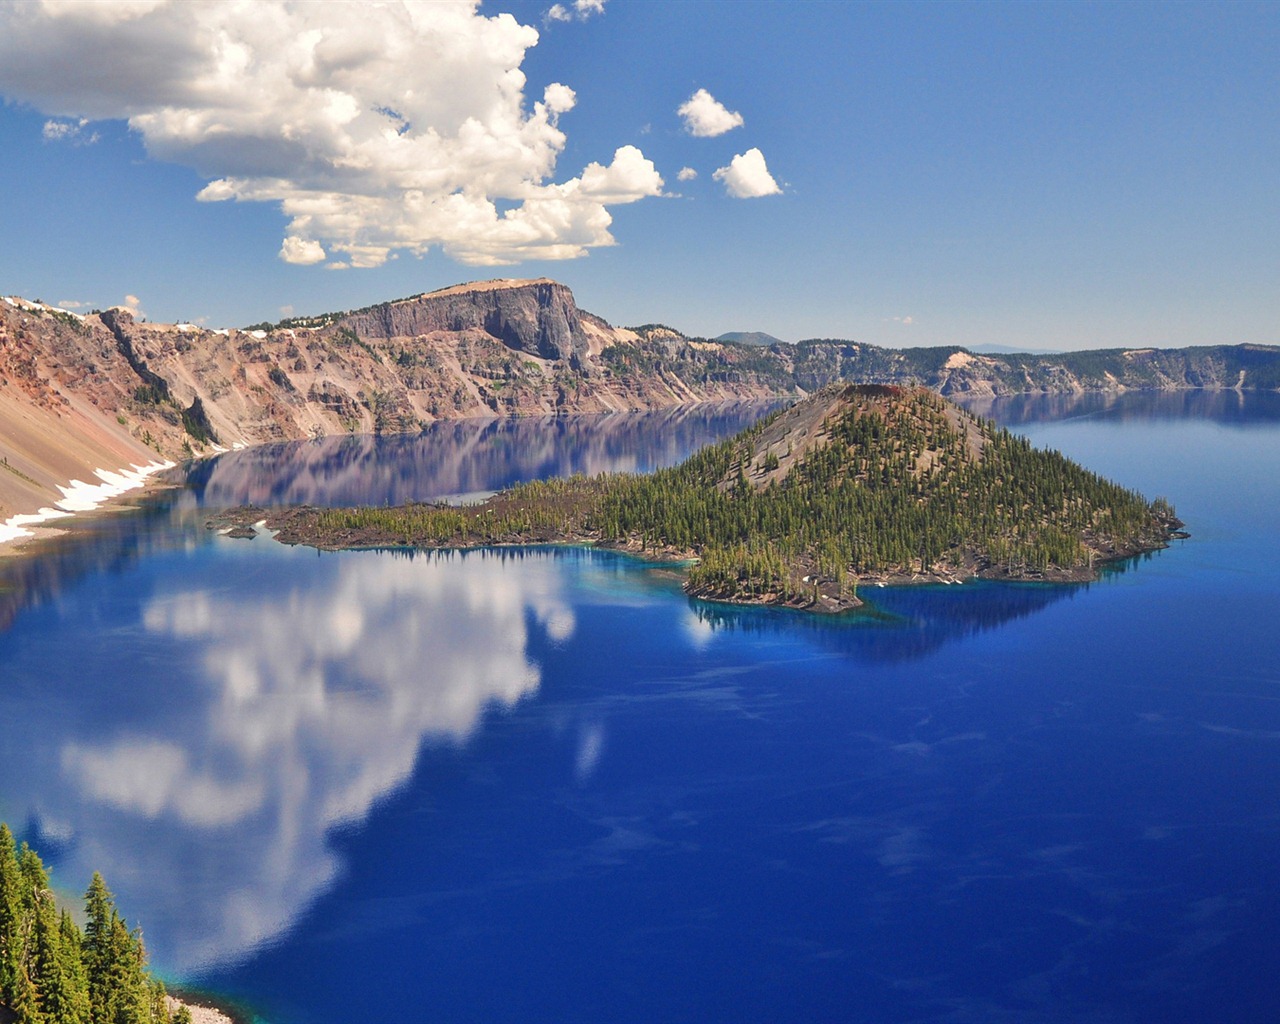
[716,331,787,347]
[966,343,1062,355]
[2,279,1278,536]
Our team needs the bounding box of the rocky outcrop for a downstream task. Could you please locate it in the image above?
[0,281,795,533]
[332,278,591,366]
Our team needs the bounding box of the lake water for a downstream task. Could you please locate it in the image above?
[2,392,1278,1023]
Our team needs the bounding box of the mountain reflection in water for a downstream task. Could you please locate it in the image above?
[690,547,1167,664]
[178,401,782,509]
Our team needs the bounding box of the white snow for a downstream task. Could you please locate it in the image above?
[0,459,175,547]
[1,296,83,319]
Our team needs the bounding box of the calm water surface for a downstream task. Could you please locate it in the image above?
[2,393,1278,1023]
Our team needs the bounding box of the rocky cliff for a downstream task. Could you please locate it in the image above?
[0,281,788,531]
[1,279,1278,540]
[334,278,592,366]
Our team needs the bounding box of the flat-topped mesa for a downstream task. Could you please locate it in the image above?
[330,278,592,366]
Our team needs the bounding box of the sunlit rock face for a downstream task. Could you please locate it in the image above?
[24,546,574,971]
[335,279,590,365]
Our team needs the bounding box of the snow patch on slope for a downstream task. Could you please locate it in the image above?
[0,459,175,546]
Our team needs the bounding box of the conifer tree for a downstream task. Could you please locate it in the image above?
[1,830,172,1024]
[0,824,22,1008]
[83,872,124,1024]
[30,885,90,1024]
[59,910,93,1023]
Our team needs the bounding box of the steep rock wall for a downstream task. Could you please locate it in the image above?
[333,279,591,366]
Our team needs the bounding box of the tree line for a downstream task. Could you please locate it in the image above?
[0,824,190,1024]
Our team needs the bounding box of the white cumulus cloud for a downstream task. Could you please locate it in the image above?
[280,236,327,266]
[677,88,744,138]
[676,166,697,182]
[0,0,657,268]
[574,144,663,203]
[713,148,782,199]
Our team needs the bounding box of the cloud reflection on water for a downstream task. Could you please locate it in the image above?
[52,546,574,971]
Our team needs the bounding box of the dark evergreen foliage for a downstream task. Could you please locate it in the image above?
[0,829,173,1024]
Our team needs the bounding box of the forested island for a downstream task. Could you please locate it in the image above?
[216,385,1184,612]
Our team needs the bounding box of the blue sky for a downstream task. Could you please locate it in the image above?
[0,0,1275,350]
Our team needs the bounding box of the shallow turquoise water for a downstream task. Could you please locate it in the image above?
[2,393,1278,1023]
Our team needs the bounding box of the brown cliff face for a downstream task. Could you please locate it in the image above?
[334,279,591,367]
[0,282,793,530]
[0,299,165,528]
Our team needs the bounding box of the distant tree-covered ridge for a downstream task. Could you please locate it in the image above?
[0,824,190,1024]
[223,385,1183,612]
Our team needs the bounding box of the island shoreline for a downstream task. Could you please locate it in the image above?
[207,503,1186,615]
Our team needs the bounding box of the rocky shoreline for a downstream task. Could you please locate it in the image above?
[207,503,1186,615]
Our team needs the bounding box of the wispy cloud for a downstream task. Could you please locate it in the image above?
[0,1,658,269]
[42,118,99,145]
[713,148,781,199]
[546,0,606,24]
[678,89,743,138]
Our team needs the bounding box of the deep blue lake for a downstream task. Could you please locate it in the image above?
[2,391,1279,1023]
